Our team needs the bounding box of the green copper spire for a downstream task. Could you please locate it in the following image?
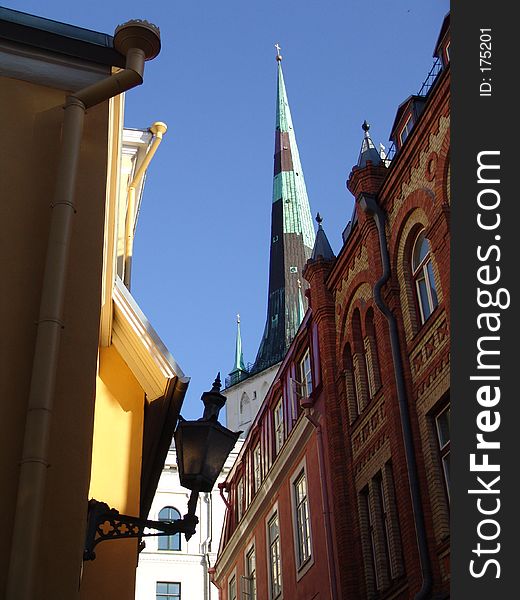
[272,56,315,249]
[229,314,246,376]
[253,46,315,372]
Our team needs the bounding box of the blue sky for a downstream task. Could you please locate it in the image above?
[9,0,449,419]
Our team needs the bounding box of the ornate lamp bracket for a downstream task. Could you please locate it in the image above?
[84,492,199,561]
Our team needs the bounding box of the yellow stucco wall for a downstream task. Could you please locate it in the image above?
[80,345,145,599]
[90,345,144,513]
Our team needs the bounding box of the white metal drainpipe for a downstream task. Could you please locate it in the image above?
[202,492,213,600]
[123,120,168,289]
[6,21,161,600]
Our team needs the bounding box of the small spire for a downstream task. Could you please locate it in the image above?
[311,213,335,261]
[229,313,246,376]
[275,42,282,62]
[357,120,383,168]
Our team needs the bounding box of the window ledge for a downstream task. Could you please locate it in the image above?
[295,555,315,582]
[408,303,445,351]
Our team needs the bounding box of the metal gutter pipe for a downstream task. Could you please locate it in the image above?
[6,21,161,600]
[123,121,167,289]
[304,408,339,600]
[358,194,433,600]
[218,481,232,511]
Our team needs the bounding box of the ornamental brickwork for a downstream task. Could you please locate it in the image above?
[308,15,451,598]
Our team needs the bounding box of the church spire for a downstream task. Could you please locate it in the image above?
[229,314,246,378]
[253,47,315,372]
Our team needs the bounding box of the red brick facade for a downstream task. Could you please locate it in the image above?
[214,14,450,600]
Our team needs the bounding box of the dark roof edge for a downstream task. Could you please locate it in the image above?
[0,6,126,68]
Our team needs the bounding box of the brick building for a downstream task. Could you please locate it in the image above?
[214,12,450,600]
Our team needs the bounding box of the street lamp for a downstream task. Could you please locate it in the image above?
[84,374,240,561]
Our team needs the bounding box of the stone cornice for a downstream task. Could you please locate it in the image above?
[112,276,188,400]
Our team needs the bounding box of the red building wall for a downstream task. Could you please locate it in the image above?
[214,312,336,599]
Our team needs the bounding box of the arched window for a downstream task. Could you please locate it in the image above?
[412,230,438,323]
[240,392,252,426]
[158,506,181,551]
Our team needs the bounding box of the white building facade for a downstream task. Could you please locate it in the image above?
[224,364,279,435]
[135,441,242,600]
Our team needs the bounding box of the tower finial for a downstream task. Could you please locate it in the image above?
[275,42,282,62]
[357,120,383,168]
[311,213,335,261]
[237,313,240,324]
[212,373,222,391]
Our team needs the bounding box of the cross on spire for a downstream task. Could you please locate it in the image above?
[275,42,282,62]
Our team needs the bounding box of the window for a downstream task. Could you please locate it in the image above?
[245,545,257,599]
[399,114,413,145]
[299,350,313,399]
[352,309,369,412]
[412,230,438,323]
[228,575,237,600]
[343,343,359,423]
[359,465,403,594]
[156,582,181,600]
[362,487,379,590]
[293,471,312,568]
[267,513,282,598]
[158,507,181,551]
[253,444,262,493]
[237,478,244,522]
[274,398,284,454]
[435,404,451,499]
[240,392,252,426]
[375,474,392,580]
[364,309,381,400]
